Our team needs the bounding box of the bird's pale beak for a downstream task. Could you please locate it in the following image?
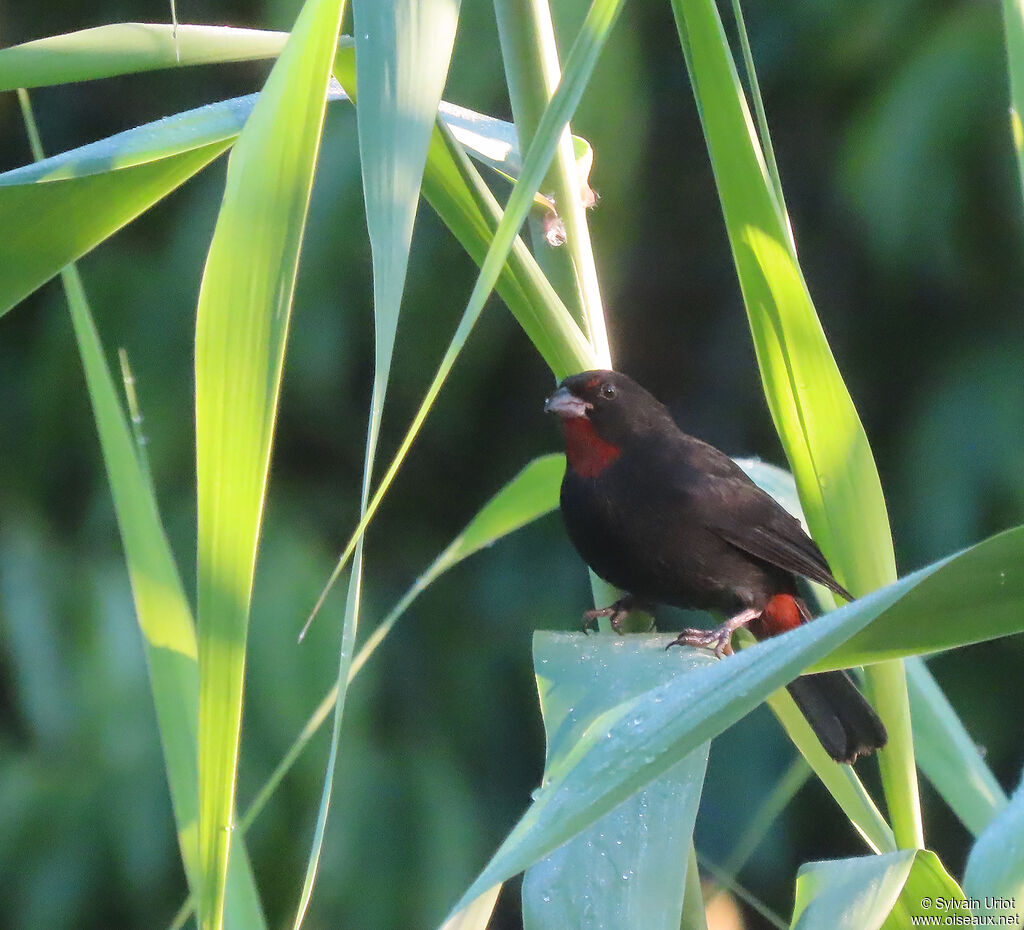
[544,385,592,418]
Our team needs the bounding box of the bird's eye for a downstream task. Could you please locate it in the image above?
[600,383,617,399]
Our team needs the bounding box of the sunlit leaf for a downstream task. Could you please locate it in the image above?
[0,23,287,91]
[191,0,345,925]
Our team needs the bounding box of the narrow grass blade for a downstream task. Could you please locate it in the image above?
[305,0,625,632]
[443,528,1022,923]
[192,0,345,925]
[521,640,710,930]
[290,0,459,921]
[671,0,921,849]
[352,454,563,677]
[791,849,963,930]
[1003,0,1024,196]
[963,770,1024,905]
[0,24,288,90]
[17,90,267,930]
[906,656,1008,837]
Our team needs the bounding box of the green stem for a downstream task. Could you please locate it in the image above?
[494,0,611,366]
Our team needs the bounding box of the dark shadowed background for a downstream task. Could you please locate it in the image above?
[1,0,1023,927]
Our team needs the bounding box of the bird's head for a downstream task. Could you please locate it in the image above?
[544,370,672,476]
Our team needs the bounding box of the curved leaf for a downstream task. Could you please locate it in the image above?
[192,0,345,925]
[791,849,963,930]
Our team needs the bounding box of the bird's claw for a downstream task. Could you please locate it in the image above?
[581,604,629,635]
[665,608,760,658]
[666,627,734,658]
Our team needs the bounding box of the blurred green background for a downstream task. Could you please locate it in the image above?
[2,1,1023,928]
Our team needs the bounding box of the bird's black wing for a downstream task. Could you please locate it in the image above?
[674,437,853,601]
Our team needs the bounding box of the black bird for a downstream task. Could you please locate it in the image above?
[545,369,887,764]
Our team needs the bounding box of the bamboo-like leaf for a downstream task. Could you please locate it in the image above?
[0,142,228,318]
[168,453,565,926]
[442,526,1023,924]
[15,89,267,930]
[963,770,1024,905]
[671,0,921,850]
[192,0,345,926]
[0,23,288,91]
[305,0,625,633]
[290,0,460,921]
[521,641,710,930]
[790,849,963,930]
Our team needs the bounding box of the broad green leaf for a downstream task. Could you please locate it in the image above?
[809,526,1024,671]
[15,88,267,930]
[192,0,345,925]
[521,640,710,930]
[0,24,287,91]
[671,0,920,849]
[444,526,1023,923]
[964,771,1024,905]
[791,849,963,930]
[1004,0,1024,195]
[0,142,228,317]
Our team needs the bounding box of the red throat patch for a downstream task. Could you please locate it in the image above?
[563,417,621,478]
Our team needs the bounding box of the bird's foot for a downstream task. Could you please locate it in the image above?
[665,608,760,659]
[582,597,640,635]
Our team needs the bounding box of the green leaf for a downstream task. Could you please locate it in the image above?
[15,87,267,930]
[0,23,288,91]
[444,525,1023,923]
[963,771,1024,905]
[809,526,1024,671]
[764,683,894,854]
[791,849,963,930]
[671,0,920,849]
[303,0,624,628]
[192,0,345,926]
[0,142,228,318]
[290,0,460,922]
[521,639,710,930]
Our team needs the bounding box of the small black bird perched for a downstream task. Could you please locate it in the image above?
[544,369,887,764]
